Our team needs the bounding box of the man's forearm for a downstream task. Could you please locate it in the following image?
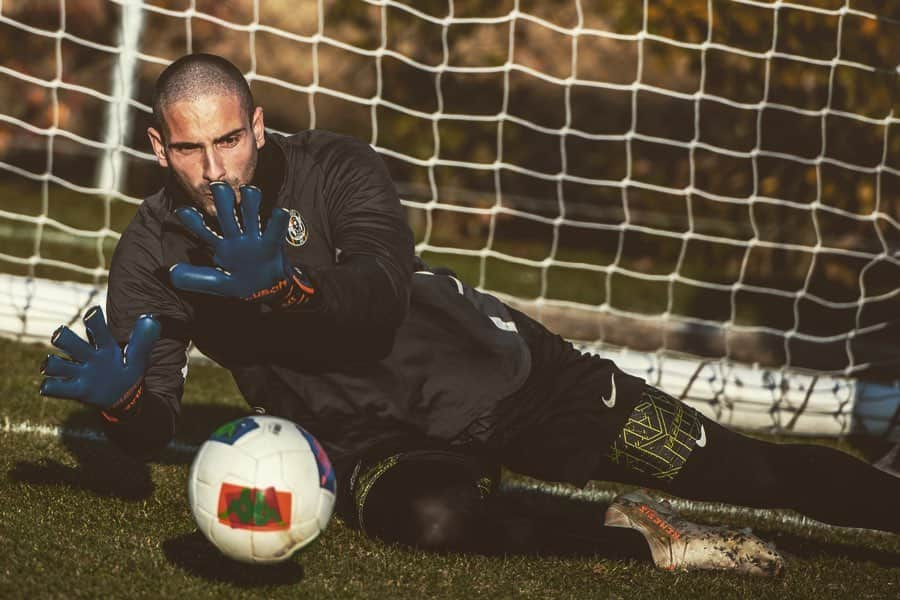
[304,254,409,330]
[100,388,179,459]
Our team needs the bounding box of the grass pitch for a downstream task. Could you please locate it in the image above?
[2,338,899,599]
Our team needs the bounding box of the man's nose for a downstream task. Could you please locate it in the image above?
[202,147,226,181]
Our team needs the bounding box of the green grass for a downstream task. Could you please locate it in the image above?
[2,338,899,598]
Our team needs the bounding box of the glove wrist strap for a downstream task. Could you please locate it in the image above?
[277,266,316,309]
[100,379,144,423]
[242,265,316,310]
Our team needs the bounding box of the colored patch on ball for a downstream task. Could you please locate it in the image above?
[296,425,337,494]
[209,417,259,446]
[216,483,292,531]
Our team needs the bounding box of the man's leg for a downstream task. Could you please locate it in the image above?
[503,305,899,534]
[344,449,653,560]
[671,413,900,532]
[596,385,900,533]
[345,448,782,574]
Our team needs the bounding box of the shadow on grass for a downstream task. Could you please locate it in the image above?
[7,402,250,500]
[8,407,154,500]
[162,531,305,586]
[762,528,900,568]
[8,444,154,500]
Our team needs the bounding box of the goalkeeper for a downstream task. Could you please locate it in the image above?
[39,54,899,574]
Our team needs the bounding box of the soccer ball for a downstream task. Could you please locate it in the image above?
[187,415,337,563]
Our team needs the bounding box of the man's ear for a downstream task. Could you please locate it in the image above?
[147,126,169,168]
[252,106,265,149]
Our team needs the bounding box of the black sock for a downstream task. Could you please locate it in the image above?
[672,423,900,533]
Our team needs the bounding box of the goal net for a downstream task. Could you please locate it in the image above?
[0,0,897,438]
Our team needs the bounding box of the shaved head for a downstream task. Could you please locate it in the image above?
[152,53,254,139]
[147,53,265,216]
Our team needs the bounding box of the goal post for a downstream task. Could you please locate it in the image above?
[0,0,897,439]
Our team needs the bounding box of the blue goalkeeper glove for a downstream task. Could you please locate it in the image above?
[39,306,160,422]
[169,182,315,309]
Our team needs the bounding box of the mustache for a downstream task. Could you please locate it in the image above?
[197,180,242,197]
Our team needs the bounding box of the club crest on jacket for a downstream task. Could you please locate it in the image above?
[286,209,308,246]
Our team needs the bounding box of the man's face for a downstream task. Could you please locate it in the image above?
[147,93,265,217]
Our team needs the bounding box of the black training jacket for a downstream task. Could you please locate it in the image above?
[104,130,532,466]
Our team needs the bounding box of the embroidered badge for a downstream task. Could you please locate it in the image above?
[286,209,309,246]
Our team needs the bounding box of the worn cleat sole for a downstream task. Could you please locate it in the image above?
[604,490,784,576]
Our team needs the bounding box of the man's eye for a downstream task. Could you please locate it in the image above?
[173,146,200,155]
[220,136,239,148]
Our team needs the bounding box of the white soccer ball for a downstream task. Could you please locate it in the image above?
[187,415,337,564]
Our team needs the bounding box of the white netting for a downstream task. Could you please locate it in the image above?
[0,0,898,436]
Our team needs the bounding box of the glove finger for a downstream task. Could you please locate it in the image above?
[83,305,116,349]
[262,207,291,248]
[124,314,162,371]
[40,377,85,401]
[175,206,222,248]
[170,263,233,296]
[210,182,242,238]
[51,325,95,363]
[239,185,263,239]
[41,354,81,379]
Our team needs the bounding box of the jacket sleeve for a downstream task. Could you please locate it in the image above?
[265,137,415,363]
[104,209,191,458]
[100,336,188,458]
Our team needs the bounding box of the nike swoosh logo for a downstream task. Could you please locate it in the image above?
[696,424,707,448]
[601,373,617,408]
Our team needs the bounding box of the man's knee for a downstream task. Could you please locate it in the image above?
[350,450,495,552]
[406,484,484,551]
